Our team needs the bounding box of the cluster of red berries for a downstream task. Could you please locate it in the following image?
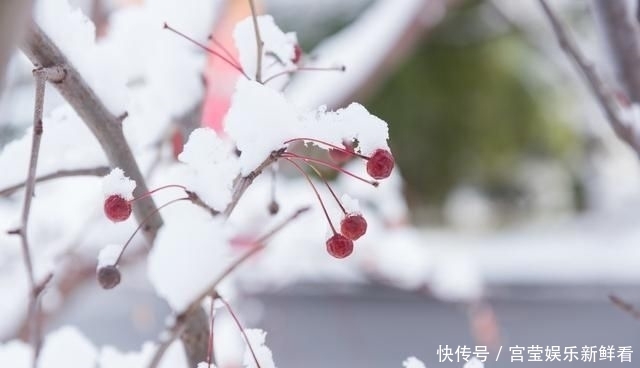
[282,138,395,259]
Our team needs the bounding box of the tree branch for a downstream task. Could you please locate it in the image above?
[20,22,163,242]
[0,166,110,197]
[248,0,264,82]
[538,0,640,153]
[609,294,640,319]
[591,0,640,103]
[8,65,64,365]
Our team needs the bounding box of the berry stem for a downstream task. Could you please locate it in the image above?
[303,162,347,214]
[218,296,262,368]
[282,152,379,187]
[129,184,187,203]
[284,137,367,159]
[114,197,190,265]
[163,22,248,78]
[263,65,345,84]
[208,34,241,69]
[283,158,337,234]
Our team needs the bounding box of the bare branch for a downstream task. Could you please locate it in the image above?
[591,0,640,103]
[248,0,264,82]
[223,149,284,217]
[609,294,640,319]
[538,0,640,152]
[8,65,64,365]
[0,166,110,197]
[20,22,163,242]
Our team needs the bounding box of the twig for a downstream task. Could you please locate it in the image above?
[223,149,284,217]
[538,0,640,152]
[21,22,163,242]
[609,294,640,319]
[8,65,64,366]
[219,296,261,368]
[0,166,110,197]
[247,0,264,82]
[591,0,640,103]
[147,207,309,367]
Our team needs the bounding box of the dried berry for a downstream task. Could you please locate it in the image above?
[340,213,367,240]
[326,233,354,259]
[366,149,394,180]
[104,194,132,222]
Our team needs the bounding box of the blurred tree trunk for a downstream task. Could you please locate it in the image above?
[0,0,32,92]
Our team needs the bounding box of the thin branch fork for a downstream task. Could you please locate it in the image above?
[7,65,64,364]
[538,0,640,153]
[20,22,163,242]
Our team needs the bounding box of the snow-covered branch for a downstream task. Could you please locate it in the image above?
[20,22,163,243]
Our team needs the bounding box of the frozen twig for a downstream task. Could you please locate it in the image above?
[7,65,64,365]
[20,22,163,242]
[591,0,640,103]
[538,0,640,153]
[0,166,110,197]
[609,294,640,320]
[248,0,264,82]
[223,149,284,217]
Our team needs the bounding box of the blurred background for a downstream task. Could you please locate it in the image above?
[1,0,640,367]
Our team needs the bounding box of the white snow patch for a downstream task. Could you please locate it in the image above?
[97,244,124,269]
[178,128,240,211]
[0,340,32,368]
[243,328,276,368]
[464,357,485,368]
[403,356,426,368]
[148,218,233,312]
[38,326,96,368]
[102,168,136,200]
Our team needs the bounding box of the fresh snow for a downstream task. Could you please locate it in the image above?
[102,168,136,200]
[402,356,426,368]
[243,328,277,368]
[97,244,124,269]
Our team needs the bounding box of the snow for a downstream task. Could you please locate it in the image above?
[147,217,233,312]
[243,328,277,368]
[98,341,187,368]
[178,128,240,211]
[102,168,136,200]
[0,340,32,368]
[464,358,485,368]
[38,326,97,368]
[34,0,127,115]
[233,15,298,82]
[224,79,298,174]
[302,102,390,155]
[402,356,426,368]
[224,80,390,174]
[97,244,124,269]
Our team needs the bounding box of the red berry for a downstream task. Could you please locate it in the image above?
[292,44,303,64]
[329,143,354,164]
[104,194,132,222]
[366,149,394,180]
[326,233,353,259]
[340,213,367,240]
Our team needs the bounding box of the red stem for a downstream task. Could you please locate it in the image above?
[115,197,189,265]
[263,65,345,84]
[283,158,337,234]
[284,137,367,159]
[208,35,241,69]
[303,162,347,214]
[282,152,378,187]
[164,23,249,78]
[219,296,262,368]
[129,184,187,203]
